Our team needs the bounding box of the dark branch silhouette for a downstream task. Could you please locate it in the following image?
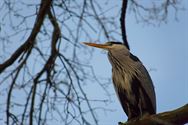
[120,0,130,50]
[119,104,188,125]
[0,0,52,74]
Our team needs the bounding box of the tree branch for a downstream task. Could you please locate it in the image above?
[119,104,188,125]
[0,0,52,73]
[120,0,130,50]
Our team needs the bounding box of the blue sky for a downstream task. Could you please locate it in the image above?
[89,1,188,124]
[0,1,187,125]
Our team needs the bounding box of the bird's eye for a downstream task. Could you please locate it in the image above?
[106,42,113,46]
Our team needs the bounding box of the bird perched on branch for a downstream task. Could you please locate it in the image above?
[83,41,156,121]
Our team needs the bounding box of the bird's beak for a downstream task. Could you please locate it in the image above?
[82,42,109,49]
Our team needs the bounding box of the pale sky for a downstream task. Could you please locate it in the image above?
[0,1,187,125]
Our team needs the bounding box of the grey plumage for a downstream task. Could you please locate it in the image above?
[83,41,156,121]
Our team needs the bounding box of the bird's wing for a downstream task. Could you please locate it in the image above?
[129,53,156,113]
[137,64,156,113]
[113,80,140,119]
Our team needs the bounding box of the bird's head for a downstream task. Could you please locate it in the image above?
[82,41,128,52]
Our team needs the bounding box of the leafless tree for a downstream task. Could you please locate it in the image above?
[0,0,185,125]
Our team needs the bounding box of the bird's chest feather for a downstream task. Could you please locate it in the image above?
[112,68,133,96]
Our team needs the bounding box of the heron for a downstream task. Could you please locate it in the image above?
[83,41,156,121]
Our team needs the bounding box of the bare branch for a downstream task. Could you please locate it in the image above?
[129,0,183,25]
[120,0,130,50]
[0,0,52,73]
[119,104,188,125]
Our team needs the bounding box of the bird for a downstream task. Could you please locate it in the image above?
[83,41,156,121]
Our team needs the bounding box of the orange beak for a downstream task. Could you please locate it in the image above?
[82,42,109,49]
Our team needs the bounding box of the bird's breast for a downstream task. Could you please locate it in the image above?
[112,68,133,97]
